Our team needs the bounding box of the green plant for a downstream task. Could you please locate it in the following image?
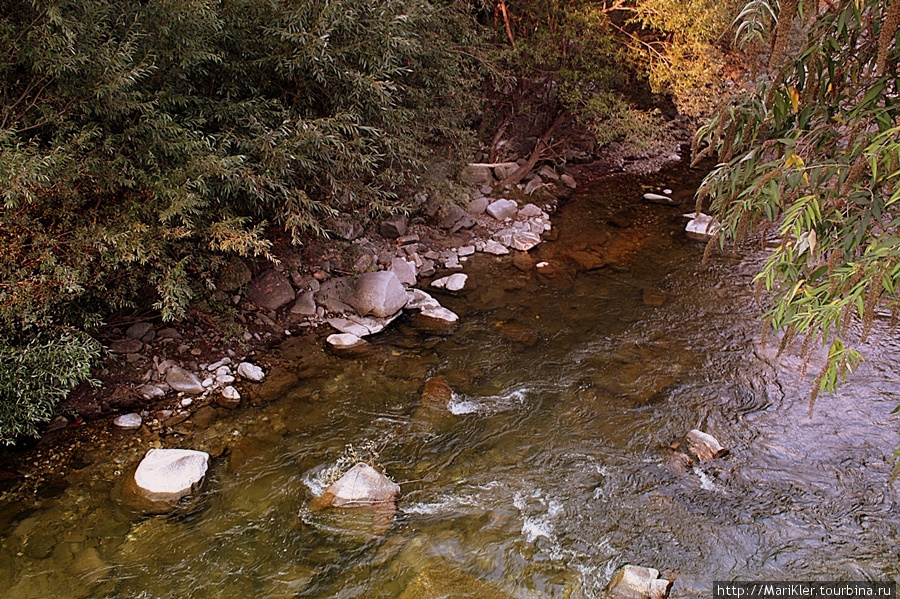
[0,329,100,444]
[695,0,900,408]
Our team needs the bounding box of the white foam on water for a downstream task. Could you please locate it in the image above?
[448,386,530,415]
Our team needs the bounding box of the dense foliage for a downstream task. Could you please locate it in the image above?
[493,0,742,145]
[696,0,900,406]
[0,0,490,443]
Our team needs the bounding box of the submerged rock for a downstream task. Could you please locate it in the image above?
[686,429,728,461]
[113,413,142,430]
[316,463,400,508]
[132,449,209,503]
[422,378,454,408]
[398,560,516,599]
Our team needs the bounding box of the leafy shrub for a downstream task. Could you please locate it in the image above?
[0,329,100,444]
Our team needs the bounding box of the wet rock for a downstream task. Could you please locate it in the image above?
[458,245,476,257]
[217,386,241,409]
[44,415,69,433]
[291,291,317,316]
[254,367,297,403]
[460,163,494,185]
[512,252,536,272]
[431,273,467,291]
[683,212,720,242]
[607,565,671,599]
[411,306,460,335]
[132,448,210,503]
[327,332,367,348]
[237,361,265,382]
[166,366,205,394]
[113,413,142,429]
[70,546,108,587]
[486,199,518,221]
[328,318,372,338]
[496,321,538,345]
[686,429,728,461]
[247,270,295,311]
[642,288,666,307]
[109,338,143,354]
[380,215,408,239]
[643,192,679,205]
[344,271,409,318]
[318,463,400,508]
[422,378,454,408]
[467,197,490,215]
[390,257,418,286]
[482,240,509,255]
[398,560,516,599]
[190,405,217,429]
[125,322,154,339]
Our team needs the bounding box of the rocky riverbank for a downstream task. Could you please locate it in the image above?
[0,125,693,498]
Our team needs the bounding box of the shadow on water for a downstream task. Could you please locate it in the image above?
[2,163,899,598]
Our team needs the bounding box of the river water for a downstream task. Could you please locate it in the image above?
[2,165,899,598]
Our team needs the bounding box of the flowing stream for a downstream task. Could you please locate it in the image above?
[2,164,899,598]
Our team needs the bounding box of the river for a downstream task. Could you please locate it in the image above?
[2,164,899,598]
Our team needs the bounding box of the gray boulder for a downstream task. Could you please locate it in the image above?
[166,366,205,394]
[321,462,400,507]
[459,163,494,185]
[467,197,490,215]
[290,291,317,316]
[344,271,408,318]
[125,322,154,340]
[247,270,295,311]
[133,448,210,503]
[439,204,476,231]
[109,338,143,354]
[390,257,417,286]
[486,199,518,221]
[493,162,520,180]
[380,215,408,239]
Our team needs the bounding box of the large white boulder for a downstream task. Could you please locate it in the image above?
[322,463,400,507]
[486,199,519,221]
[344,271,409,318]
[133,449,210,503]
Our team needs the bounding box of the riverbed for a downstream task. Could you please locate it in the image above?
[2,164,899,598]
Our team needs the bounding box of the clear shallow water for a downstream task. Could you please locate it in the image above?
[2,166,899,598]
